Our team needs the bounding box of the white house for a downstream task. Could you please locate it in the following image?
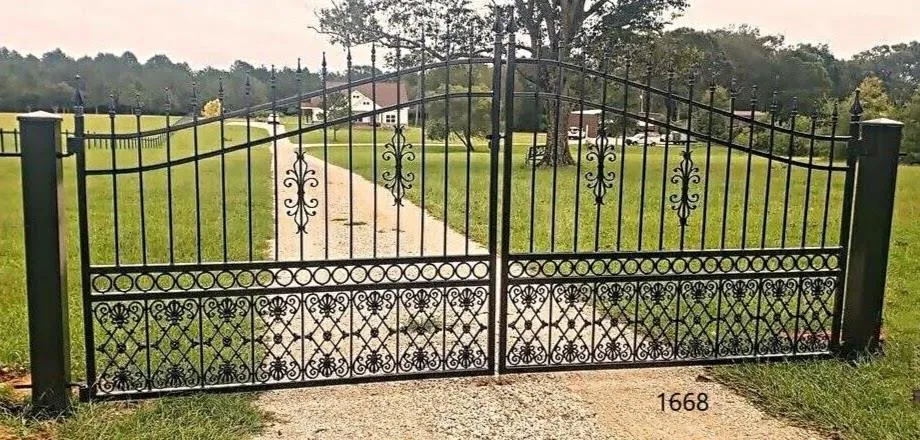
[301,81,411,126]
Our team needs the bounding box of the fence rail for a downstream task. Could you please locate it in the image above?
[0,128,21,156]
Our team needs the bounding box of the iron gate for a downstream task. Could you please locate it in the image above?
[497,25,855,372]
[72,13,857,400]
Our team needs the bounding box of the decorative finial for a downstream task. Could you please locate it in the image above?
[850,89,864,116]
[191,81,199,108]
[245,73,251,98]
[164,87,172,113]
[134,91,143,116]
[72,75,85,108]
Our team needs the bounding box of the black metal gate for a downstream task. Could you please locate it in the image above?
[496,22,856,372]
[76,37,505,400]
[73,12,857,400]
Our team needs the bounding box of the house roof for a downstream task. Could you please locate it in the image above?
[301,81,409,109]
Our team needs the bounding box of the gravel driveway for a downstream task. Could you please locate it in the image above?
[241,122,825,440]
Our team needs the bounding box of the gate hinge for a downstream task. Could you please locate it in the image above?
[847,139,867,157]
[67,136,84,156]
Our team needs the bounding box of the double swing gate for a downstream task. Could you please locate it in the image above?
[65,15,887,401]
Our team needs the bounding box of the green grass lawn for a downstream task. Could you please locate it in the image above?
[313,141,919,440]
[712,169,920,440]
[0,114,270,439]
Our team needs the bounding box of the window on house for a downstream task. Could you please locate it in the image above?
[363,101,371,106]
[385,114,397,124]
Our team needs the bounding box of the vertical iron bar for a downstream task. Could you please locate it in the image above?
[549,42,564,253]
[372,45,380,258]
[720,81,737,249]
[465,27,474,255]
[679,70,695,250]
[296,61,305,260]
[134,93,147,265]
[760,92,778,249]
[658,67,674,251]
[616,55,631,251]
[74,80,96,399]
[218,78,228,262]
[109,94,121,265]
[498,13,517,373]
[165,90,175,264]
[801,110,819,248]
[637,60,652,251]
[394,42,402,257]
[192,82,202,263]
[487,13,504,375]
[781,99,799,248]
[322,55,330,259]
[741,86,757,249]
[444,21,452,256]
[347,47,355,259]
[419,37,427,257]
[821,106,839,248]
[271,67,279,261]
[245,75,254,261]
[528,86,540,251]
[574,58,587,252]
[595,52,610,252]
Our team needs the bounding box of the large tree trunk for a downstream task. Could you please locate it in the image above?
[540,100,576,166]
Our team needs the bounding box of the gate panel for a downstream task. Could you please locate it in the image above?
[76,34,504,399]
[498,36,857,372]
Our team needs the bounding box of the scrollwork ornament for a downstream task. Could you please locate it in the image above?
[282,151,320,234]
[669,150,702,226]
[382,125,416,206]
[585,129,617,205]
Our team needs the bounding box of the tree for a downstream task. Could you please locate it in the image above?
[201,98,222,118]
[849,42,920,104]
[897,90,920,163]
[824,76,894,138]
[316,0,690,167]
[426,85,493,151]
[323,92,352,141]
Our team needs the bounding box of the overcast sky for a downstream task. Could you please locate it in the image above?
[1,0,917,71]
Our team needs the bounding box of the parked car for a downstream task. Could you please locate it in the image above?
[567,127,585,140]
[626,132,663,146]
[265,113,282,125]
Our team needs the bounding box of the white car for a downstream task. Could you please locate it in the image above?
[626,132,663,146]
[265,113,282,125]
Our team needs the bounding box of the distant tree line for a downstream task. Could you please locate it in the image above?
[3,27,920,162]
